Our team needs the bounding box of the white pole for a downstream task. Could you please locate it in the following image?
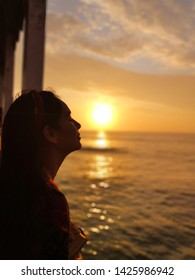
[22,0,47,91]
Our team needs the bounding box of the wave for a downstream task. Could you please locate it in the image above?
[81,146,125,153]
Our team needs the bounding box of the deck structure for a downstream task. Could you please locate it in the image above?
[0,0,47,120]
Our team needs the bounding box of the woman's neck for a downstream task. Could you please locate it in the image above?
[41,147,66,180]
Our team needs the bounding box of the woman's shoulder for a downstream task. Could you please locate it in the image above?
[49,180,69,209]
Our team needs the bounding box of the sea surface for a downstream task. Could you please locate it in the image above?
[55,131,195,260]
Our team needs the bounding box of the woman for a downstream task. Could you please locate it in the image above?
[0,90,86,259]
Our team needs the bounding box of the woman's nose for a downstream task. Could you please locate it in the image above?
[72,119,81,129]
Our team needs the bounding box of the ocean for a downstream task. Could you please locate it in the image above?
[55,131,195,260]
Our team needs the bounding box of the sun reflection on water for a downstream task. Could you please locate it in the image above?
[86,202,115,237]
[95,131,108,149]
[88,155,113,179]
[83,131,118,258]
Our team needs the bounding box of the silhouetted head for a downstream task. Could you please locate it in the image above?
[1,91,59,174]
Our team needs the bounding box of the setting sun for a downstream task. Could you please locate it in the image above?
[92,103,113,126]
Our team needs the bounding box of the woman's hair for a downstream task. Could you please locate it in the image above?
[0,90,63,258]
[1,90,62,175]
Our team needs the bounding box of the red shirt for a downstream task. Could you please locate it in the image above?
[30,179,70,259]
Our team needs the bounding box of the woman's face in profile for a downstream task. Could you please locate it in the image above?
[55,101,81,155]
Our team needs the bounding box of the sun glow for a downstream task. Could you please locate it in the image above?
[92,103,113,126]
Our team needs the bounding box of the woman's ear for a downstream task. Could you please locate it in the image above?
[43,125,58,144]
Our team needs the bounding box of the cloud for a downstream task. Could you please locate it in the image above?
[44,52,195,111]
[46,0,195,70]
[46,12,88,54]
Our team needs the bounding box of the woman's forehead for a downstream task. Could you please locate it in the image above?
[61,101,71,116]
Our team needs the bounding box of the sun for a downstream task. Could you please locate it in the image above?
[92,103,113,126]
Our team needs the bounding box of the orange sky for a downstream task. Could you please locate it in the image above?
[14,0,195,133]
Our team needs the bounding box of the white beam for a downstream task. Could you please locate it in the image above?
[22,0,47,91]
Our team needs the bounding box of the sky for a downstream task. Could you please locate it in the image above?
[15,0,195,132]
